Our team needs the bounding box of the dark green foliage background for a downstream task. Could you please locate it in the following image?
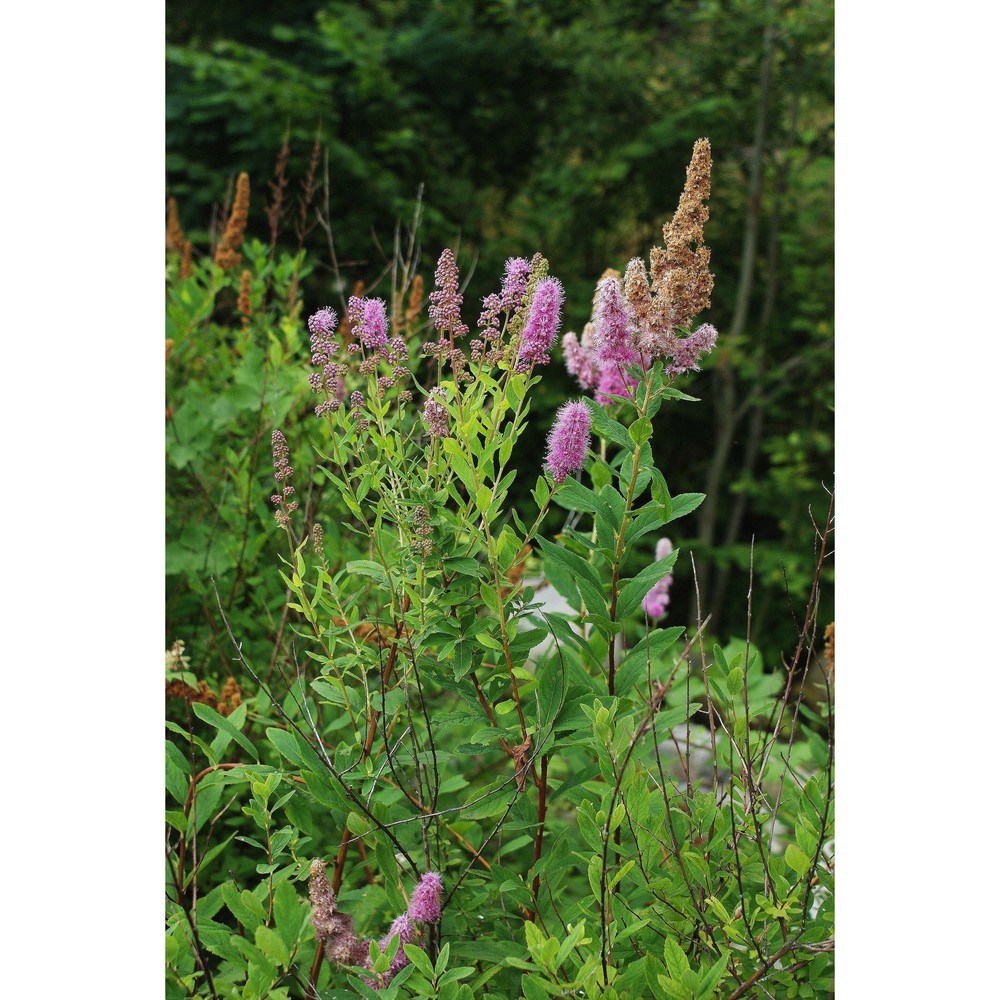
[166,0,833,670]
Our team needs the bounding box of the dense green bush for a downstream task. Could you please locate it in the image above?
[165,142,833,998]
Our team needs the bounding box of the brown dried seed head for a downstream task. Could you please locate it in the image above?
[179,239,193,279]
[237,269,252,317]
[654,138,714,328]
[215,171,251,270]
[405,274,424,331]
[218,677,242,716]
[166,197,185,253]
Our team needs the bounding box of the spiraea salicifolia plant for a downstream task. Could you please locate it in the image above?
[166,140,833,1000]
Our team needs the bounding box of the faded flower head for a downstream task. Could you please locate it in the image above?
[165,639,190,674]
[666,323,718,374]
[501,257,532,312]
[422,388,450,438]
[237,270,253,318]
[518,276,564,365]
[653,138,714,333]
[166,196,185,253]
[270,429,298,527]
[429,248,469,339]
[545,401,592,484]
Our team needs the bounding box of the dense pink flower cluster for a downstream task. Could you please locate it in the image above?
[407,871,443,923]
[545,401,592,483]
[558,274,646,407]
[307,307,348,416]
[641,538,674,619]
[560,265,719,407]
[593,275,636,367]
[518,276,564,366]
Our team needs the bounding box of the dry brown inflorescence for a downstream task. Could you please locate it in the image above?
[214,172,251,270]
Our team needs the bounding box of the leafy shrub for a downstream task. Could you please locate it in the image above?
[166,140,833,999]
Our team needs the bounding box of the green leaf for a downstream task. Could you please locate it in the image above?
[255,924,289,967]
[617,549,680,620]
[665,493,706,522]
[476,484,493,515]
[785,842,813,877]
[435,942,451,976]
[629,416,653,445]
[272,879,303,949]
[681,969,701,993]
[697,950,730,998]
[221,882,264,932]
[552,476,603,514]
[403,944,435,978]
[657,976,694,1000]
[584,398,632,448]
[345,559,389,586]
[521,975,549,1000]
[537,538,606,620]
[663,938,690,980]
[266,727,302,765]
[615,626,685,694]
[191,702,258,761]
[532,475,551,509]
[442,439,477,495]
[462,777,515,820]
[590,461,613,491]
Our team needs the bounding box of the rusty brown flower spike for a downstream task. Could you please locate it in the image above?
[237,270,252,319]
[166,197,185,253]
[179,240,193,279]
[214,171,250,270]
[654,137,714,331]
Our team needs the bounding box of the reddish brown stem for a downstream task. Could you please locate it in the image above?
[530,754,549,918]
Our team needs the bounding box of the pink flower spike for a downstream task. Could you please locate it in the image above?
[642,538,674,619]
[593,274,637,367]
[407,872,443,923]
[361,298,389,349]
[562,330,599,390]
[594,362,639,407]
[378,914,418,981]
[501,257,531,311]
[519,277,564,365]
[544,400,592,483]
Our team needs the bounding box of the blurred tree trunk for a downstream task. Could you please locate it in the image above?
[709,79,803,620]
[691,0,775,629]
